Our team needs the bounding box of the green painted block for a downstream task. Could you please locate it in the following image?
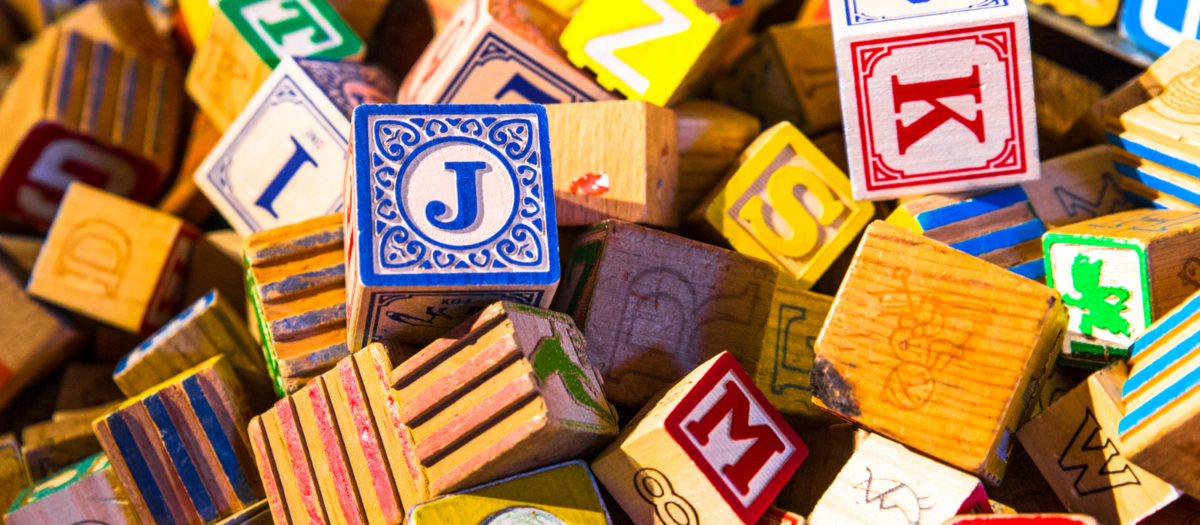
[220,0,362,68]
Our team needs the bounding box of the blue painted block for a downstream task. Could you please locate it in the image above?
[1121,0,1196,57]
[347,104,560,349]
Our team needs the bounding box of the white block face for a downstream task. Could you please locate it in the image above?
[1049,243,1150,349]
[840,0,1014,24]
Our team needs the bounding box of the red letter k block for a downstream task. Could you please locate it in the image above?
[892,65,985,155]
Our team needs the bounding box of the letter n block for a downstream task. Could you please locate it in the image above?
[591,352,806,524]
[28,183,198,336]
[830,0,1039,200]
[347,104,560,349]
[1044,209,1200,368]
[811,221,1067,484]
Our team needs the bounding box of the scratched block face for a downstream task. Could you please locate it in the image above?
[221,0,362,68]
[1022,145,1135,229]
[347,104,559,349]
[1121,0,1200,57]
[753,286,836,422]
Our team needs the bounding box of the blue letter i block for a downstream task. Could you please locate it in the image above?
[346,104,561,351]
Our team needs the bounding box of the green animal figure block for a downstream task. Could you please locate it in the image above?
[1044,209,1200,368]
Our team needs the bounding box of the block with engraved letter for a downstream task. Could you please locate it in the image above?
[397,0,612,105]
[196,57,395,236]
[1022,146,1136,229]
[773,424,864,516]
[386,302,619,506]
[812,221,1067,484]
[674,101,761,215]
[1044,209,1200,368]
[750,284,838,424]
[185,0,364,131]
[943,515,1101,524]
[688,121,873,289]
[347,104,560,349]
[28,183,197,336]
[546,100,678,227]
[1018,364,1182,525]
[591,351,807,524]
[406,461,611,524]
[3,453,139,525]
[829,0,1038,200]
[809,433,991,525]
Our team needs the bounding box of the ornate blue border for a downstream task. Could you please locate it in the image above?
[440,32,603,104]
[844,0,1008,25]
[361,289,546,347]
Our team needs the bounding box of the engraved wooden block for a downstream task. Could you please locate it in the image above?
[887,186,1048,281]
[1118,175,1200,213]
[1119,68,1200,173]
[292,376,366,525]
[93,355,262,525]
[1023,146,1135,228]
[28,183,197,335]
[546,100,678,227]
[185,0,363,131]
[674,101,761,215]
[750,285,837,423]
[829,0,1039,200]
[245,213,348,396]
[553,219,777,407]
[773,424,864,516]
[1022,364,1088,424]
[406,461,610,524]
[0,26,184,230]
[714,22,840,135]
[1114,149,1200,210]
[689,122,873,289]
[812,220,1068,484]
[159,114,222,226]
[592,352,807,524]
[386,302,619,505]
[943,515,1101,524]
[1106,43,1200,178]
[397,0,612,105]
[559,0,751,106]
[3,453,139,525]
[196,57,394,236]
[347,104,560,349]
[113,289,273,407]
[21,417,101,482]
[809,433,991,525]
[1044,209,1200,367]
[0,433,27,523]
[1019,364,1182,524]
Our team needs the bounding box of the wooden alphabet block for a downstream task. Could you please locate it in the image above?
[397,0,612,105]
[178,0,217,48]
[406,461,610,524]
[262,396,328,525]
[829,0,1039,200]
[1119,68,1200,172]
[3,453,139,525]
[558,0,750,106]
[0,26,184,230]
[772,424,865,516]
[943,515,1100,524]
[21,416,102,482]
[1023,364,1089,424]
[94,355,262,525]
[1032,55,1104,148]
[5,0,85,32]
[812,221,1067,484]
[28,183,197,335]
[690,122,873,289]
[1120,0,1200,56]
[1114,149,1200,210]
[545,101,678,227]
[809,433,991,525]
[0,433,28,522]
[0,234,43,273]
[185,0,364,131]
[245,213,348,396]
[1106,43,1200,178]
[347,104,560,349]
[1022,146,1135,228]
[113,289,273,406]
[1044,209,1200,367]
[750,285,837,424]
[887,186,1048,280]
[246,417,290,525]
[183,230,247,321]
[291,376,366,525]
[1019,364,1182,524]
[1119,175,1200,213]
[213,500,273,524]
[592,352,807,524]
[1030,0,1118,26]
[674,101,761,215]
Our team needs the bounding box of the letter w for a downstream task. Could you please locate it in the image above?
[687,381,785,495]
[891,65,984,155]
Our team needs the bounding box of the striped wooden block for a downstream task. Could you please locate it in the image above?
[1113,149,1200,210]
[4,453,139,525]
[247,416,290,525]
[1118,172,1200,212]
[355,343,421,519]
[245,213,348,396]
[887,186,1048,281]
[267,396,328,525]
[293,377,367,525]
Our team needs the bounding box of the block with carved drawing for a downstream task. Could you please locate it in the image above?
[1022,145,1136,229]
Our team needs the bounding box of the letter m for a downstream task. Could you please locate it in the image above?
[686,381,785,495]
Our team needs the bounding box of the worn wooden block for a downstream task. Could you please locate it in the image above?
[674,101,761,215]
[386,302,618,505]
[773,424,865,516]
[1044,209,1200,367]
[347,104,560,349]
[1023,364,1089,424]
[559,0,750,106]
[245,213,347,396]
[397,0,612,104]
[0,433,28,523]
[1114,149,1200,210]
[158,114,221,226]
[809,433,990,525]
[407,461,610,524]
[592,351,806,524]
[196,57,394,236]
[748,285,837,423]
[1033,55,1104,149]
[691,121,873,289]
[0,234,43,273]
[812,220,1067,484]
[944,515,1101,524]
[292,376,366,525]
[185,0,364,131]
[830,0,1038,200]
[887,186,1048,281]
[246,416,290,525]
[3,453,139,525]
[1023,146,1135,228]
[56,363,125,413]
[21,416,102,482]
[1106,44,1200,178]
[184,230,247,321]
[0,26,184,230]
[28,183,197,335]
[714,22,839,135]
[1119,174,1200,213]
[261,398,328,525]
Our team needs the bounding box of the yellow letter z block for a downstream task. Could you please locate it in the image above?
[559,0,745,106]
[691,121,872,289]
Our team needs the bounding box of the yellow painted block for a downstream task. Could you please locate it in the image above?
[178,0,215,48]
[407,461,609,524]
[1030,0,1118,26]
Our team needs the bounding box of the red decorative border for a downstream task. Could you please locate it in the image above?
[663,353,808,523]
[851,23,1026,191]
